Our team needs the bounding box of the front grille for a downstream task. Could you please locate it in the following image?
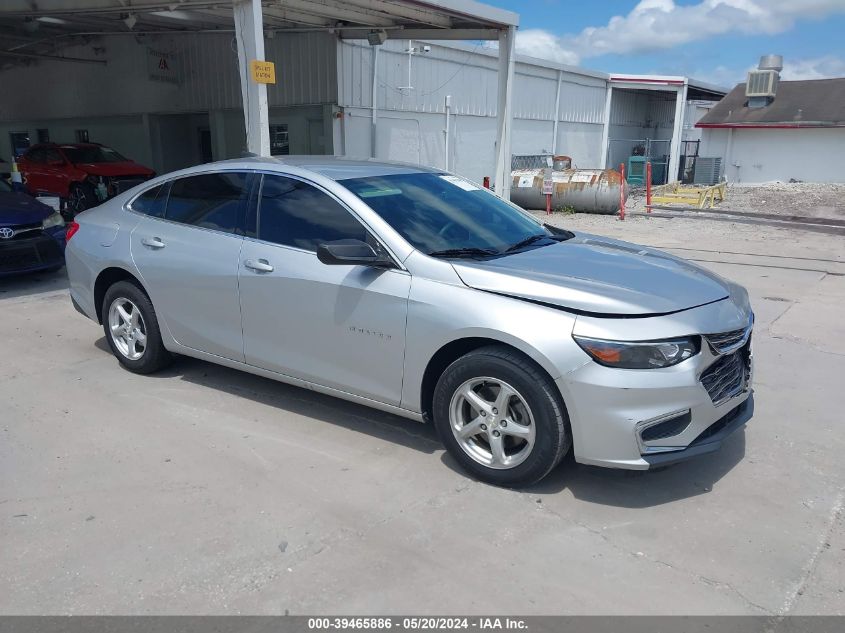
[700,346,749,405]
[0,235,63,272]
[704,326,749,354]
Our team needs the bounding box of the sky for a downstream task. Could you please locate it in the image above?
[480,0,845,87]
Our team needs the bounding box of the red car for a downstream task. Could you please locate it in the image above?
[17,143,155,215]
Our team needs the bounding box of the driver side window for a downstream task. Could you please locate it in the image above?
[255,175,369,252]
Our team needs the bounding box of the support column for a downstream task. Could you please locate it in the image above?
[371,45,379,159]
[600,84,613,168]
[551,70,562,155]
[494,25,515,197]
[233,0,270,157]
[667,81,688,184]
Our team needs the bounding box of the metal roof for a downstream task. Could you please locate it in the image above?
[697,78,845,128]
[0,0,518,67]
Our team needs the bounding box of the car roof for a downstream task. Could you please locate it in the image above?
[217,155,443,181]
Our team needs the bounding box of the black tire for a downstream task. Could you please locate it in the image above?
[67,182,97,215]
[432,345,571,487]
[102,280,172,374]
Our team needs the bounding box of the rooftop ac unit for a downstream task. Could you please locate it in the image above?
[746,69,779,98]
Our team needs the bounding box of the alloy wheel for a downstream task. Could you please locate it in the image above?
[449,377,536,469]
[108,297,147,361]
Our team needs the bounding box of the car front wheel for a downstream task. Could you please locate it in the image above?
[102,280,172,374]
[432,345,571,487]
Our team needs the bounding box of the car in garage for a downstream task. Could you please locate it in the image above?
[17,143,155,216]
[64,157,754,486]
[0,178,66,277]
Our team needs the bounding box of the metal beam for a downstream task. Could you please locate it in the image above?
[342,0,453,28]
[276,0,398,27]
[0,49,107,64]
[340,28,500,40]
[233,0,270,157]
[493,25,515,197]
[0,1,225,17]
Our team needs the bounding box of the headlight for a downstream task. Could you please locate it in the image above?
[573,335,700,369]
[42,212,65,229]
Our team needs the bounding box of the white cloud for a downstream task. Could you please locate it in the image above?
[690,55,845,86]
[515,0,845,65]
[781,55,845,80]
[512,29,579,65]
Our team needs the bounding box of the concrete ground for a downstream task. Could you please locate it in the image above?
[1,213,844,615]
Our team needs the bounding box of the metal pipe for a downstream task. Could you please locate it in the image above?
[444,94,451,171]
[619,163,626,220]
[371,44,379,159]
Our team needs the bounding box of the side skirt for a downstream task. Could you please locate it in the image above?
[168,343,426,424]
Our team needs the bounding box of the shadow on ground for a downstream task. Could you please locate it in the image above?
[0,267,68,300]
[94,337,441,455]
[94,337,748,508]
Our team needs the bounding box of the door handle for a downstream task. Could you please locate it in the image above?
[244,258,274,273]
[141,237,166,249]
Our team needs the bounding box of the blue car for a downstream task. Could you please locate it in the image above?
[0,179,66,277]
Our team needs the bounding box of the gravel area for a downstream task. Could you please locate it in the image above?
[624,182,845,220]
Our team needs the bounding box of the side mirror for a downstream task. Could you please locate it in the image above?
[317,239,394,268]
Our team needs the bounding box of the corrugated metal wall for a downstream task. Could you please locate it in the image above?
[336,39,609,181]
[337,39,607,123]
[0,31,336,121]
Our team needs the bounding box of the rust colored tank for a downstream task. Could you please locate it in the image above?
[509,168,628,215]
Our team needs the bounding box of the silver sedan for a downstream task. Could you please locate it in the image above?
[65,157,753,486]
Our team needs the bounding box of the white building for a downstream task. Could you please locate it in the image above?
[698,76,845,183]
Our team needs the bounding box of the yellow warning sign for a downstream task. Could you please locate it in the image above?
[250,60,276,84]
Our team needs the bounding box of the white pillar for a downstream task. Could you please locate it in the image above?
[600,84,613,168]
[371,45,379,159]
[551,70,562,155]
[494,25,515,197]
[233,0,270,156]
[667,81,688,184]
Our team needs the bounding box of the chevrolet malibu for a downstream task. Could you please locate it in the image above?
[65,157,753,486]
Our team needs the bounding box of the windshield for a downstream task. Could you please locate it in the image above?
[62,146,127,164]
[342,172,551,256]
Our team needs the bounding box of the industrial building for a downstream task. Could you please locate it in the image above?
[0,1,726,197]
[698,56,845,184]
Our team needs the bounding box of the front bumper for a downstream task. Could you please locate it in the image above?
[0,227,66,277]
[557,310,754,470]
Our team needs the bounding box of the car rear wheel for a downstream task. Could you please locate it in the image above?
[432,345,571,486]
[102,281,172,374]
[67,182,96,215]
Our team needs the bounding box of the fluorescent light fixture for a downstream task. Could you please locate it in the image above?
[367,30,387,46]
[36,16,69,25]
[150,10,192,21]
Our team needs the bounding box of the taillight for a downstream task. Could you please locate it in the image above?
[66,221,80,242]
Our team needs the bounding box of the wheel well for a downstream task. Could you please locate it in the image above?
[420,337,551,422]
[93,267,143,323]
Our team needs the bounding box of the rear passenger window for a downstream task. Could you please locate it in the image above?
[257,175,367,251]
[129,184,167,218]
[165,172,251,234]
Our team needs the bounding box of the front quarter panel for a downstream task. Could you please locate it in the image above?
[401,258,583,412]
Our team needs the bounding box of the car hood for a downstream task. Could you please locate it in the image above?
[0,192,53,226]
[450,233,731,316]
[74,161,154,177]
